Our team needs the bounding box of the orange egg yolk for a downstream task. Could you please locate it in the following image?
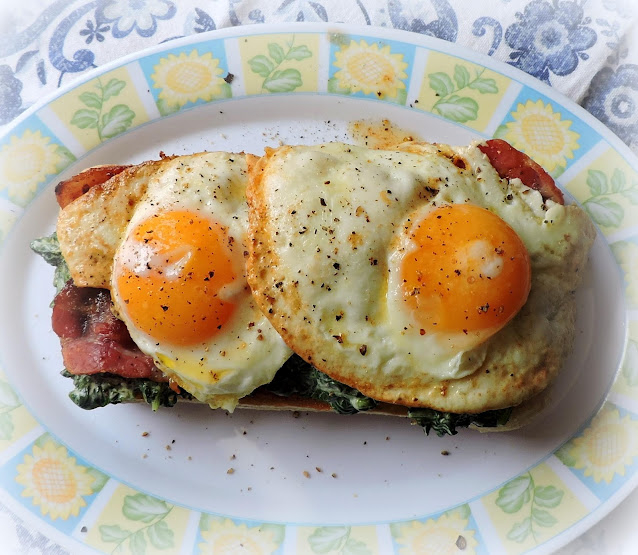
[400,203,531,342]
[114,210,240,346]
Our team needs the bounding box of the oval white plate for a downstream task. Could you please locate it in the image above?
[0,23,637,555]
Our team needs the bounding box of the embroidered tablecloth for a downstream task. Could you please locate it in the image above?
[1,1,637,553]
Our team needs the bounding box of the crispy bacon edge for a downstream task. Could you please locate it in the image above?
[55,165,130,208]
[478,139,564,205]
[53,283,165,380]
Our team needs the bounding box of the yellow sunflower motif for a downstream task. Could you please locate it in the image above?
[198,519,278,554]
[612,241,638,305]
[15,440,94,519]
[152,50,225,107]
[0,130,61,205]
[567,405,638,483]
[333,40,408,98]
[395,511,478,555]
[501,99,579,173]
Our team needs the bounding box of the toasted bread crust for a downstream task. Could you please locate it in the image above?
[169,387,547,431]
[57,158,177,289]
[236,389,409,415]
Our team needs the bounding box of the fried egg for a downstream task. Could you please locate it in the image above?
[246,141,595,413]
[58,153,291,410]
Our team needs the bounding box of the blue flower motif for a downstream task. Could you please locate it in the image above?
[79,19,111,44]
[97,0,176,38]
[388,0,458,42]
[505,0,596,83]
[0,65,23,125]
[193,7,216,33]
[248,9,265,24]
[583,64,638,149]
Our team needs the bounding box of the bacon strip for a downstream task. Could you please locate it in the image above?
[52,283,165,381]
[55,165,130,208]
[478,139,564,205]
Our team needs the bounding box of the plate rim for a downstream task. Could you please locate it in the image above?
[1,22,637,168]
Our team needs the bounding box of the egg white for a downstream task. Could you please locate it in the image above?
[109,152,291,411]
[247,141,596,412]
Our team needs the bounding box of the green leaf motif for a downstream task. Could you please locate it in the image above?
[79,91,102,109]
[122,493,170,523]
[258,523,285,545]
[342,537,372,555]
[621,188,638,204]
[493,126,509,141]
[435,95,479,122]
[147,520,174,549]
[429,72,455,97]
[534,485,564,508]
[156,99,180,117]
[328,77,351,94]
[100,524,131,543]
[55,145,76,170]
[585,197,624,228]
[454,65,470,89]
[0,381,20,409]
[33,434,52,449]
[622,340,638,386]
[129,529,147,555]
[507,517,532,543]
[217,82,233,99]
[532,507,557,527]
[389,522,405,538]
[71,109,99,129]
[268,43,285,64]
[611,168,626,193]
[102,78,126,102]
[86,467,109,493]
[496,474,532,514]
[586,170,608,196]
[385,88,408,106]
[469,77,498,94]
[263,68,303,92]
[287,44,313,60]
[101,105,135,139]
[308,526,350,553]
[554,443,578,467]
[455,504,472,520]
[0,413,14,441]
[248,55,274,78]
[552,165,566,178]
[199,513,216,532]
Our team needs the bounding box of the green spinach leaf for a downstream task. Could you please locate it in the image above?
[30,232,71,296]
[408,406,513,436]
[61,370,193,410]
[266,355,377,414]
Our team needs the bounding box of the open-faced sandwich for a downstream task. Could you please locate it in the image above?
[32,138,596,436]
